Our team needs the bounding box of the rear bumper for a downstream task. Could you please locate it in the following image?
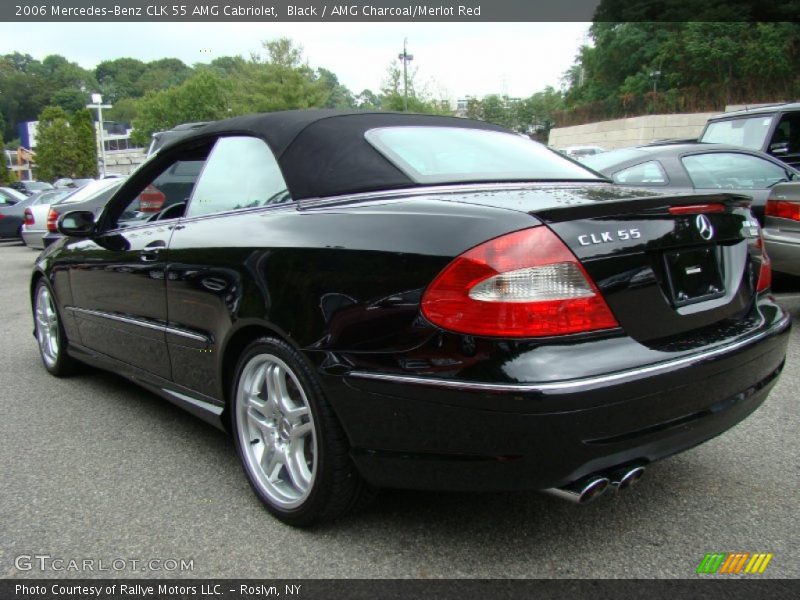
[328,310,790,491]
[763,227,800,276]
[21,229,45,249]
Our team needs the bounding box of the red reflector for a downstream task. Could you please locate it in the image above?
[139,185,166,213]
[46,208,59,232]
[421,227,620,337]
[765,199,800,221]
[756,237,772,293]
[668,203,726,215]
[24,208,34,226]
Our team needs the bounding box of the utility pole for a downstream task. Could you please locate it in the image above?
[649,70,661,113]
[398,38,414,111]
[86,93,112,177]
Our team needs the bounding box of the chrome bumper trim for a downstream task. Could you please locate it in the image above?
[347,314,790,393]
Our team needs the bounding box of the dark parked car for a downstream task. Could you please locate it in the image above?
[9,180,54,196]
[0,192,35,239]
[33,110,789,526]
[582,143,799,222]
[699,102,800,169]
[763,181,800,276]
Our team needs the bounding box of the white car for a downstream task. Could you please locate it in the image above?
[21,189,73,249]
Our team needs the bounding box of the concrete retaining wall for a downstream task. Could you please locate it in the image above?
[549,112,718,150]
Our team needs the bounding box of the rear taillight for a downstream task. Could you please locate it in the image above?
[139,185,166,212]
[24,208,34,226]
[47,208,60,232]
[755,236,772,293]
[765,199,800,221]
[421,227,620,337]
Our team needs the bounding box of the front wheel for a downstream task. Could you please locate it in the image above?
[33,280,78,376]
[231,337,374,526]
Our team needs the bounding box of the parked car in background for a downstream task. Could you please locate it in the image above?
[41,178,124,248]
[763,181,800,276]
[699,102,800,169]
[148,122,208,156]
[0,193,36,240]
[0,187,27,203]
[582,143,799,222]
[562,145,605,160]
[53,177,95,189]
[8,180,54,196]
[22,188,89,249]
[33,110,788,526]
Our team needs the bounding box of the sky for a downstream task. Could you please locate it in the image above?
[0,22,589,100]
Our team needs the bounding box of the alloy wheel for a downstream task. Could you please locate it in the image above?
[235,354,317,509]
[35,285,59,368]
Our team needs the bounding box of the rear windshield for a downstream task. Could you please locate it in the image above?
[56,178,123,205]
[365,126,602,184]
[582,148,650,173]
[699,115,775,150]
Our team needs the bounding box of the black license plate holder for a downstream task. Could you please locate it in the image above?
[663,246,725,307]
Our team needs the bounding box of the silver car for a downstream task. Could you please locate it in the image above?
[21,189,73,249]
[763,182,800,276]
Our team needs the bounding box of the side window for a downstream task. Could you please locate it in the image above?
[185,136,290,218]
[682,153,788,190]
[612,161,668,185]
[114,156,207,228]
[769,113,800,155]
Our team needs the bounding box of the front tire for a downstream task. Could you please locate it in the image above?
[231,337,374,526]
[33,279,78,376]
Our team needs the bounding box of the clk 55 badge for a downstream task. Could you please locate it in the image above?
[578,228,641,246]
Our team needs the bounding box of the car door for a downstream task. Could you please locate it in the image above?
[63,143,210,379]
[164,135,293,398]
[680,151,796,223]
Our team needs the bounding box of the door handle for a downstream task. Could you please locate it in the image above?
[140,240,166,262]
[140,248,161,262]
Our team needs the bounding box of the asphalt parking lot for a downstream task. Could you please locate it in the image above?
[1,239,798,579]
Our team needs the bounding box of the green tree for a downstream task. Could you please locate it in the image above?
[34,106,75,181]
[229,38,329,113]
[131,70,230,146]
[70,108,97,178]
[317,68,356,109]
[380,63,450,114]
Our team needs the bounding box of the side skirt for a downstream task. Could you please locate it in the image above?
[66,342,227,431]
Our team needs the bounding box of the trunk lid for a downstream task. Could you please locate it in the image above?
[446,183,764,343]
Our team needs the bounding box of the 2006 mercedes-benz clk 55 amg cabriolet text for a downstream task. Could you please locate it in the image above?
[31,111,790,525]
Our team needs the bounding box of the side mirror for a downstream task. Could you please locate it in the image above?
[57,210,96,237]
[770,141,789,155]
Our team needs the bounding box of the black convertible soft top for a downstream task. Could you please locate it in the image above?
[173,110,510,200]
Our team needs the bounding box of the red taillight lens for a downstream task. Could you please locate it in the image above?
[47,208,59,232]
[755,236,772,293]
[421,227,620,337]
[139,185,166,212]
[24,208,34,226]
[765,199,800,221]
[668,203,726,215]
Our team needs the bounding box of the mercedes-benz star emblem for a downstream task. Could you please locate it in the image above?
[695,214,714,241]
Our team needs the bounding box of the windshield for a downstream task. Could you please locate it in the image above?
[26,181,53,191]
[55,178,123,205]
[700,115,775,150]
[365,127,603,184]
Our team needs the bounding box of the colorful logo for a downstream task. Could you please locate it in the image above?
[696,552,773,575]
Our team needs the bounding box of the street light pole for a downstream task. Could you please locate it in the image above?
[86,93,112,177]
[398,38,414,112]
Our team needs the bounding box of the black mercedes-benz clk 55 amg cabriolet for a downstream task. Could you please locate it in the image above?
[31,110,790,525]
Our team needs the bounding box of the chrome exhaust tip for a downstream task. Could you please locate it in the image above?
[543,476,611,504]
[611,465,646,491]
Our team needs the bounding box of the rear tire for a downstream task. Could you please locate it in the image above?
[33,279,78,377]
[231,336,374,526]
